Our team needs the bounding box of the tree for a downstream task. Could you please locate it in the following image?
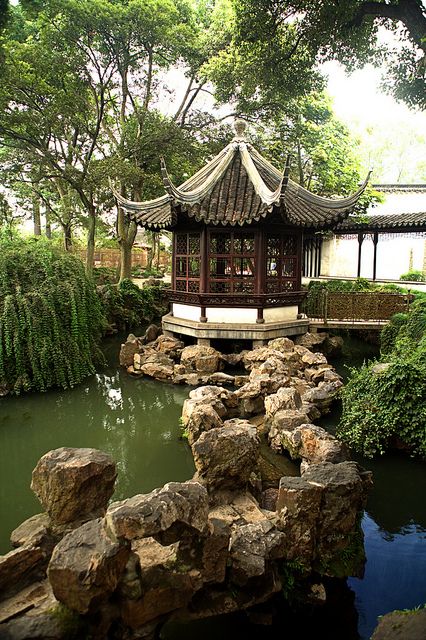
[0,236,106,394]
[0,1,117,274]
[233,0,426,109]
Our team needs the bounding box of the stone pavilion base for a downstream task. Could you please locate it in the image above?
[162,312,310,348]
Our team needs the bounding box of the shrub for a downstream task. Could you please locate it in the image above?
[338,298,426,458]
[337,360,426,458]
[98,279,168,329]
[380,313,408,355]
[93,266,118,286]
[0,237,106,394]
[399,270,426,282]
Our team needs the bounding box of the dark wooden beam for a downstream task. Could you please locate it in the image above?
[357,232,365,278]
[372,231,379,281]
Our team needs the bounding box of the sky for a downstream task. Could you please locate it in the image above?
[324,61,426,183]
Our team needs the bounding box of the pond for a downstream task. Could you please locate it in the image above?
[0,333,425,639]
[0,336,194,554]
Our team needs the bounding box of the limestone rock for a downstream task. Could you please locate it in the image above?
[188,385,237,416]
[185,404,223,445]
[135,351,173,369]
[295,332,328,352]
[180,345,222,374]
[303,365,333,383]
[207,372,235,385]
[221,352,244,367]
[302,462,371,538]
[267,337,295,352]
[140,362,174,380]
[301,351,328,367]
[48,518,129,614]
[120,538,202,629]
[119,334,142,367]
[276,476,323,563]
[198,517,230,584]
[31,448,117,526]
[143,324,161,344]
[0,582,65,640]
[229,520,285,586]
[155,335,184,357]
[323,335,344,357]
[234,382,265,417]
[261,489,279,511]
[192,422,259,489]
[371,362,392,375]
[106,482,209,543]
[264,388,302,420]
[301,380,342,414]
[371,608,426,640]
[10,514,53,550]
[281,423,349,464]
[267,409,309,452]
[0,546,45,594]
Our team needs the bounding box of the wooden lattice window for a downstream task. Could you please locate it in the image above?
[266,233,298,293]
[174,232,201,292]
[208,230,255,293]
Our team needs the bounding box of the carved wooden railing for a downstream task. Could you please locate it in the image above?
[168,290,307,308]
[302,291,413,323]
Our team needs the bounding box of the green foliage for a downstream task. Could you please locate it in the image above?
[233,0,426,109]
[380,313,408,356]
[399,270,426,282]
[0,237,106,394]
[338,299,426,458]
[93,266,118,286]
[98,279,168,330]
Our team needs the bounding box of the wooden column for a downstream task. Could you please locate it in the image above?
[199,227,208,322]
[316,236,322,277]
[357,233,365,278]
[372,231,379,281]
[256,228,265,323]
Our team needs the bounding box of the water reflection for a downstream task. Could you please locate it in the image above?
[0,337,194,553]
[0,334,425,640]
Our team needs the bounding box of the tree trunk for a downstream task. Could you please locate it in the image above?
[119,220,137,282]
[86,207,96,277]
[45,204,52,239]
[117,197,138,282]
[32,193,41,236]
[62,222,73,251]
[155,233,161,271]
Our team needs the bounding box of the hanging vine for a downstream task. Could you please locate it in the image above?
[0,238,106,394]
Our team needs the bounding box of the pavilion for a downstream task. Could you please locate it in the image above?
[114,120,369,345]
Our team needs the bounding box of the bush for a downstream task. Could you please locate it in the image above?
[337,360,426,458]
[0,238,106,394]
[399,270,426,282]
[98,279,168,329]
[338,299,426,458]
[380,313,408,355]
[93,266,118,286]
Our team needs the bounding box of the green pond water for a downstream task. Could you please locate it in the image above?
[0,336,195,553]
[0,332,425,640]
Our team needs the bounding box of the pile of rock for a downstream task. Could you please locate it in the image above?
[0,331,369,639]
[120,332,344,419]
[0,436,371,640]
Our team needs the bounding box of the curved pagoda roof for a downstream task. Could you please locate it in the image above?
[113,120,370,231]
[335,211,426,234]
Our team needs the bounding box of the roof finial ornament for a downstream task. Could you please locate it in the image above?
[233,118,247,140]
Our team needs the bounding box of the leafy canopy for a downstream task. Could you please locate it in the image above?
[233,0,426,109]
